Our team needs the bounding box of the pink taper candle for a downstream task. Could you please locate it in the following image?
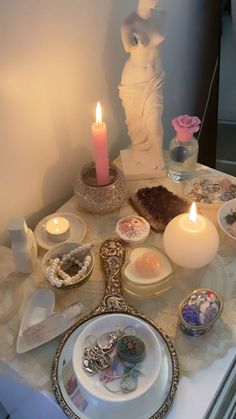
[91,102,109,185]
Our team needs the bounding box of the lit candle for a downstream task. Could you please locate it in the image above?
[163,202,219,269]
[91,102,109,185]
[45,217,70,242]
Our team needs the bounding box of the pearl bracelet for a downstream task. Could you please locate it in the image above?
[45,244,92,288]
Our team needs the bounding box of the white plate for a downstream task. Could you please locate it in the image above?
[34,212,87,250]
[52,316,175,419]
[184,174,236,208]
[72,314,162,408]
[16,288,55,353]
[217,198,236,240]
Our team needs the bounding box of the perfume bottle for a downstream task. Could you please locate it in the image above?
[168,115,201,182]
[8,217,38,273]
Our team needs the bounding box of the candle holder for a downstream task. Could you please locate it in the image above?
[74,162,127,214]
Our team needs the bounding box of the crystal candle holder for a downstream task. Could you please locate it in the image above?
[74,162,127,214]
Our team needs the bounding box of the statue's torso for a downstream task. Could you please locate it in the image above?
[121,12,164,84]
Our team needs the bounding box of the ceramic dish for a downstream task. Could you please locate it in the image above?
[116,216,150,244]
[184,174,236,208]
[34,212,87,250]
[42,242,94,289]
[72,313,162,410]
[52,316,176,419]
[17,289,84,353]
[122,246,173,299]
[217,198,236,240]
[123,283,172,300]
[178,288,223,336]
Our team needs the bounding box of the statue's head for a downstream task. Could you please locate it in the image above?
[138,0,159,9]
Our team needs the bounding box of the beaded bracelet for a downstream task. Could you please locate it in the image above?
[45,244,92,288]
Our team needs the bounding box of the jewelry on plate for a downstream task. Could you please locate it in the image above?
[81,326,146,394]
[44,244,92,288]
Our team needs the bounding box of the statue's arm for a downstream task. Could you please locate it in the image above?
[121,23,138,53]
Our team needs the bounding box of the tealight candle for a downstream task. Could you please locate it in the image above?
[163,202,219,269]
[45,217,70,242]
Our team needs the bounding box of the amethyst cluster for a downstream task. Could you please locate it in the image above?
[136,186,187,224]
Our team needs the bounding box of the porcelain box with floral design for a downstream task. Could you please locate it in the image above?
[178,288,223,336]
[116,216,150,244]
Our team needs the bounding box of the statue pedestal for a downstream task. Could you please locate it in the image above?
[120,149,166,180]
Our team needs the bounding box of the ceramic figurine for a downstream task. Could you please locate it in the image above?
[119,0,166,179]
[8,217,37,274]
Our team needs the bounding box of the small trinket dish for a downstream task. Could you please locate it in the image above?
[116,216,150,244]
[123,246,173,299]
[16,288,55,353]
[184,174,236,208]
[42,242,94,289]
[178,288,223,336]
[34,212,87,250]
[217,198,236,240]
[72,313,162,412]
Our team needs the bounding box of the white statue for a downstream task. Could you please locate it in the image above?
[119,0,166,179]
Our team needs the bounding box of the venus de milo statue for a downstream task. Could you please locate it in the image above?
[119,0,166,178]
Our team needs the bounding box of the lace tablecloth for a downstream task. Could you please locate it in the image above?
[0,166,236,393]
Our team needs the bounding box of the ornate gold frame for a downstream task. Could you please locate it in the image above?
[52,239,179,418]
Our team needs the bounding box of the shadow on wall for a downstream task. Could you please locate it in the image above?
[160,0,198,144]
[102,0,134,157]
[41,106,89,208]
[26,113,90,241]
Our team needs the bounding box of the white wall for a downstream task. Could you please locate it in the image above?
[0,0,209,244]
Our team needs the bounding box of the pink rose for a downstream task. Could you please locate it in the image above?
[172,115,201,134]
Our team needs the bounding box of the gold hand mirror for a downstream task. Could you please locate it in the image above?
[52,238,179,418]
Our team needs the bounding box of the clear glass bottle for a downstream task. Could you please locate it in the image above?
[168,133,199,182]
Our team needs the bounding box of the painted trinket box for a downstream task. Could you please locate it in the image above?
[116,216,150,244]
[178,288,223,336]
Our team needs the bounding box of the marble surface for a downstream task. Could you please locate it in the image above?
[0,163,236,414]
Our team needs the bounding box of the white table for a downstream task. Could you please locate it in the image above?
[0,164,235,419]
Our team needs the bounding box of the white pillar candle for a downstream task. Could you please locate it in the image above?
[163,202,219,269]
[45,217,70,242]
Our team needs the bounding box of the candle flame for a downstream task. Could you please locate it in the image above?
[189,202,197,223]
[96,102,102,125]
[53,218,59,226]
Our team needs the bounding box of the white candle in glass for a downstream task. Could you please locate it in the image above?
[45,217,70,242]
[163,202,219,269]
